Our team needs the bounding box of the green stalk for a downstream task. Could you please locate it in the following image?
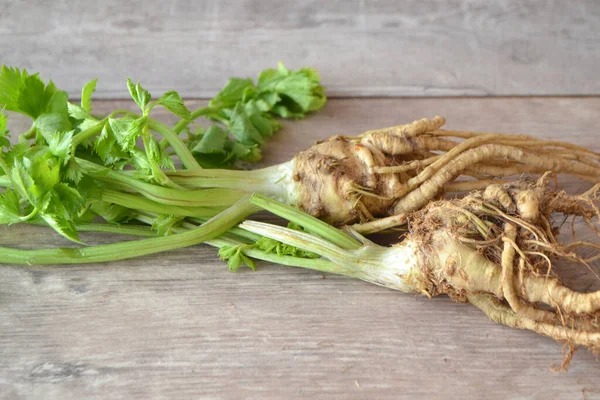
[165,162,294,202]
[239,219,416,291]
[133,214,254,246]
[99,190,225,218]
[189,217,262,243]
[20,123,36,141]
[77,158,247,207]
[158,105,219,155]
[72,120,106,148]
[173,106,217,134]
[128,214,352,274]
[248,194,361,251]
[63,218,344,274]
[148,118,200,170]
[76,223,158,237]
[0,195,261,265]
[28,220,159,238]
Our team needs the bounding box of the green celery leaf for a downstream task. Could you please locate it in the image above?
[78,117,101,132]
[0,188,22,224]
[209,78,254,108]
[53,182,85,215]
[64,159,83,183]
[0,108,7,134]
[270,104,304,118]
[254,222,320,259]
[90,201,133,224]
[152,215,184,236]
[0,108,8,148]
[47,130,74,160]
[40,211,83,244]
[46,89,69,115]
[4,68,69,119]
[36,113,72,139]
[0,65,24,111]
[147,135,174,170]
[108,116,146,152]
[244,92,280,114]
[129,147,152,175]
[28,157,61,199]
[254,236,319,258]
[155,91,191,119]
[0,66,71,119]
[191,125,228,155]
[126,78,151,111]
[231,142,261,163]
[247,111,281,138]
[17,74,56,118]
[257,62,326,114]
[10,160,35,202]
[240,253,256,270]
[81,78,97,112]
[228,103,263,145]
[218,244,256,272]
[67,103,89,120]
[95,124,127,165]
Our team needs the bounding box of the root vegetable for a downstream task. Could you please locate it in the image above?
[168,116,600,229]
[5,172,600,367]
[233,175,600,368]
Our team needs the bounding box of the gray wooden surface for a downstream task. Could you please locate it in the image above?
[3,0,600,397]
[2,0,600,98]
[2,98,600,399]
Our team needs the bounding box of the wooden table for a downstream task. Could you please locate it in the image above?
[2,1,600,399]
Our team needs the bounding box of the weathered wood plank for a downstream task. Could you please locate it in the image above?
[2,0,599,98]
[2,97,600,399]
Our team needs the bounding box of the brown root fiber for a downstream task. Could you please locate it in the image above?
[291,116,600,228]
[401,176,600,367]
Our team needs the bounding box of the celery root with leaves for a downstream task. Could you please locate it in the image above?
[3,64,600,367]
[5,169,600,369]
[3,63,599,242]
[168,115,600,232]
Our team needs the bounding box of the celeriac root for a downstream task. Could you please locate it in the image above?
[292,116,600,227]
[243,175,600,369]
[401,175,600,368]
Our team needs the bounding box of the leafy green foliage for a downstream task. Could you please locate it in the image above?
[152,215,184,236]
[0,62,327,255]
[0,108,9,148]
[109,116,146,152]
[90,201,132,224]
[8,154,85,242]
[0,66,70,120]
[0,189,22,224]
[155,91,191,120]
[188,125,260,168]
[46,130,74,161]
[254,222,319,258]
[81,79,97,112]
[36,113,71,140]
[218,222,320,271]
[188,62,325,168]
[218,244,256,272]
[257,63,326,116]
[127,78,152,111]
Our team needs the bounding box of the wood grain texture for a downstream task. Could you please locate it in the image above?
[3,97,600,399]
[2,0,600,98]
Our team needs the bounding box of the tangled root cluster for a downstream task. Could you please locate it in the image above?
[407,174,600,369]
[292,116,600,231]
